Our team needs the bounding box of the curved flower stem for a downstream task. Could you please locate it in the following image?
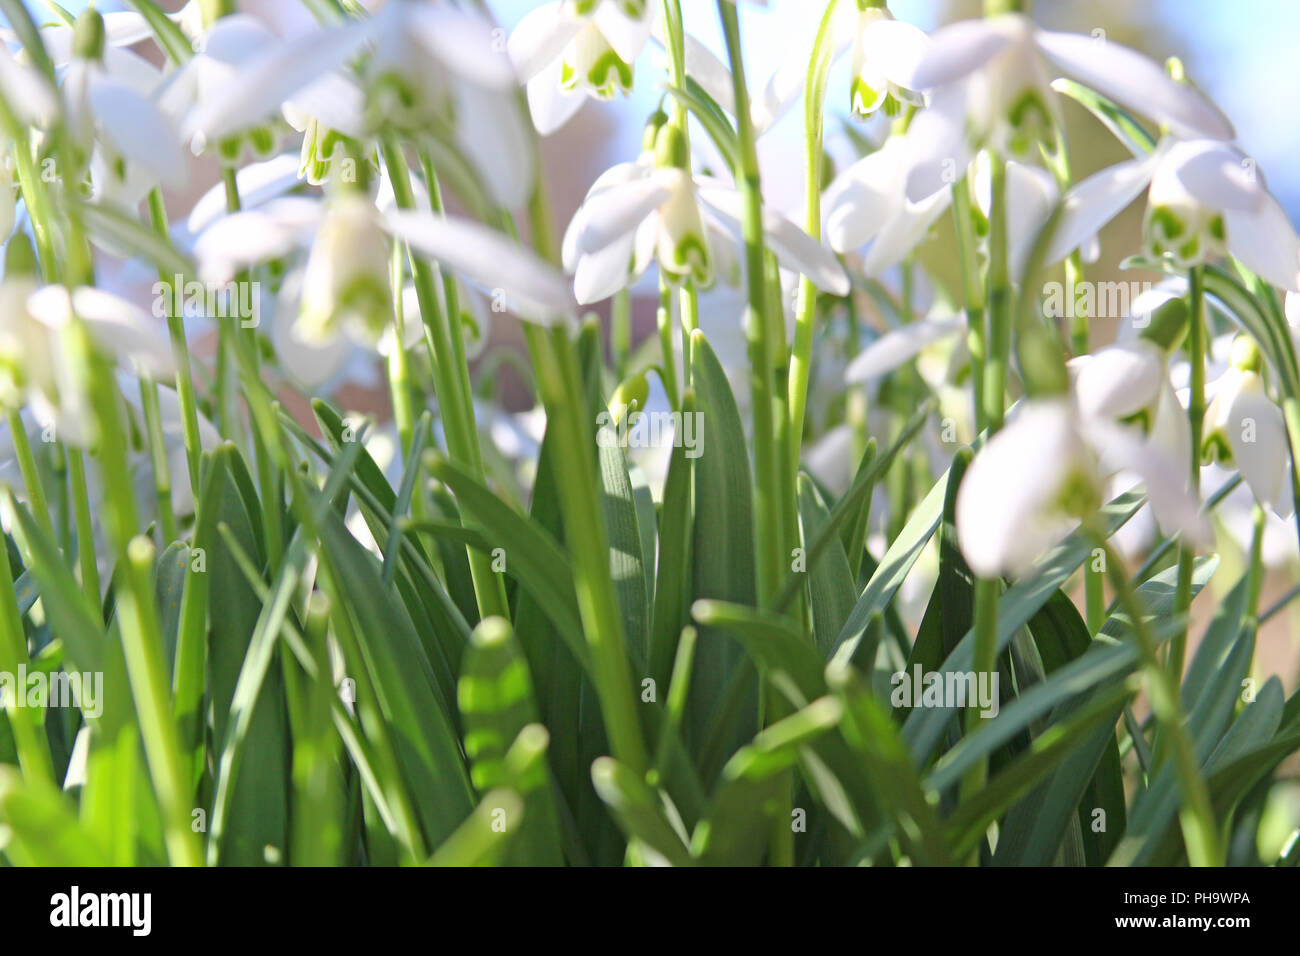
[1246,504,1266,623]
[1093,532,1221,866]
[381,134,507,619]
[788,0,841,467]
[1171,265,1205,679]
[387,241,415,454]
[612,288,632,381]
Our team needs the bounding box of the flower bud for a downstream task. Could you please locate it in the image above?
[608,371,649,427]
[72,8,106,61]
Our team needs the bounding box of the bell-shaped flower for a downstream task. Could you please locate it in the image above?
[1048,140,1300,291]
[957,395,1209,579]
[1202,335,1293,518]
[509,0,653,135]
[0,243,174,447]
[58,9,188,195]
[565,126,847,304]
[296,194,394,347]
[824,136,952,278]
[901,14,1232,201]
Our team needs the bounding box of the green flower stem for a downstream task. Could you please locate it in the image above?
[961,154,1013,844]
[518,154,649,775]
[66,446,101,606]
[719,0,795,867]
[521,323,649,776]
[1085,560,1105,634]
[1282,395,1300,550]
[1094,533,1221,866]
[788,0,841,467]
[137,378,178,544]
[681,281,699,389]
[147,188,203,497]
[612,287,632,381]
[388,241,415,454]
[719,0,786,607]
[657,278,680,410]
[1171,266,1205,679]
[951,175,987,432]
[86,346,201,867]
[982,154,1012,434]
[1246,505,1266,623]
[6,410,53,541]
[1043,126,1088,355]
[381,134,507,619]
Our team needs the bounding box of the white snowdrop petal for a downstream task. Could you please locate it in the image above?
[89,77,189,188]
[910,16,1017,91]
[697,185,849,295]
[844,317,964,384]
[183,21,371,144]
[1224,193,1300,292]
[526,59,587,135]
[1047,155,1156,265]
[575,177,672,256]
[508,2,579,83]
[412,5,517,90]
[185,153,303,235]
[594,3,652,66]
[385,209,575,324]
[1034,29,1234,141]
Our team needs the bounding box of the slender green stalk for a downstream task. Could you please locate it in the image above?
[146,189,204,498]
[6,410,53,541]
[137,378,178,544]
[657,279,680,410]
[718,0,786,607]
[86,346,201,866]
[65,447,101,606]
[718,0,795,867]
[381,135,507,619]
[982,154,1012,434]
[612,287,632,381]
[1094,534,1221,866]
[1171,266,1205,679]
[951,176,987,432]
[788,0,841,466]
[519,156,648,775]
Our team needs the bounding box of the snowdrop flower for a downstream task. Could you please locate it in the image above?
[359,0,532,208]
[956,396,1209,579]
[565,125,848,305]
[1049,140,1300,291]
[824,136,952,277]
[508,0,653,135]
[58,9,187,193]
[0,240,174,446]
[1202,335,1293,518]
[902,14,1232,201]
[296,194,392,347]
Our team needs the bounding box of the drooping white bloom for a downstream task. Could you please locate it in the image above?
[901,14,1233,201]
[956,396,1209,578]
[297,195,394,346]
[824,137,953,277]
[509,0,653,135]
[565,138,848,304]
[1048,140,1300,291]
[1202,336,1294,518]
[56,10,188,196]
[0,273,173,446]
